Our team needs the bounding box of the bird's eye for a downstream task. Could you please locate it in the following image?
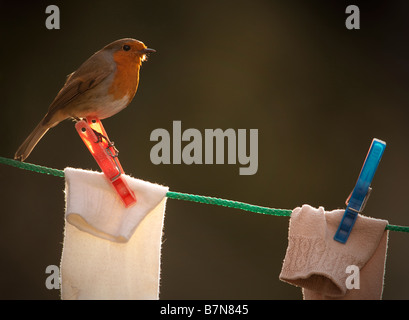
[123,45,131,51]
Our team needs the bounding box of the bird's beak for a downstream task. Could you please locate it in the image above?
[141,48,156,54]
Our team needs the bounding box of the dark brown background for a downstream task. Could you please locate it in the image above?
[0,0,408,299]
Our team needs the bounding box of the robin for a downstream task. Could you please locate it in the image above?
[14,38,155,162]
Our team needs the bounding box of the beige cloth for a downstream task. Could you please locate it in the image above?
[279,205,389,300]
[60,167,168,300]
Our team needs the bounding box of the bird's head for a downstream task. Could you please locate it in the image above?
[105,38,156,64]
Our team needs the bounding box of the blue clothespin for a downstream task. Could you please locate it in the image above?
[334,138,386,244]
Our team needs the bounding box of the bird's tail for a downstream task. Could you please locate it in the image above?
[14,117,50,162]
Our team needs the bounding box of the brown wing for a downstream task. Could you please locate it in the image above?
[46,52,115,116]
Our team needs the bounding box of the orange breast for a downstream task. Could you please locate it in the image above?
[109,51,141,102]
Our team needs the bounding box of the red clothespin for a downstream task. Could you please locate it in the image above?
[75,117,137,208]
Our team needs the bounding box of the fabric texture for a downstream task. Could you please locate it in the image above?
[60,167,168,300]
[279,204,389,300]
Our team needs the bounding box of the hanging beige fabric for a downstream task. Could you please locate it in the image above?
[60,167,168,300]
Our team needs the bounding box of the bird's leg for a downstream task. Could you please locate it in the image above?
[92,129,108,144]
[72,117,82,123]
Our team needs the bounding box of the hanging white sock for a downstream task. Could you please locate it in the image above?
[60,167,168,300]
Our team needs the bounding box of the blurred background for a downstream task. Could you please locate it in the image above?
[0,0,408,299]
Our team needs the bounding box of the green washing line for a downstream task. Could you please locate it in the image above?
[0,156,407,233]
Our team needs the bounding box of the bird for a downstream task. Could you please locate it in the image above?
[14,38,155,162]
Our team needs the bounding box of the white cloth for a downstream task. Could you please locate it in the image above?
[60,167,168,300]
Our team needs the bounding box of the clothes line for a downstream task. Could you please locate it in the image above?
[0,156,408,233]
